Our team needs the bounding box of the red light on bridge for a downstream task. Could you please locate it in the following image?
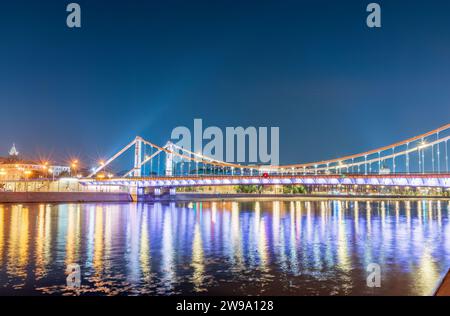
[262,172,269,178]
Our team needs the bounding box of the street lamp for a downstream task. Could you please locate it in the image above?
[41,161,49,178]
[48,168,55,181]
[24,170,32,179]
[70,159,79,177]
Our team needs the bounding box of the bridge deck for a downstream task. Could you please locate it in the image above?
[81,173,450,188]
[109,173,450,180]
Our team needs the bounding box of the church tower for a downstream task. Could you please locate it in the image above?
[9,143,19,156]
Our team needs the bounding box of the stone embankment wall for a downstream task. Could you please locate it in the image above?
[0,192,132,203]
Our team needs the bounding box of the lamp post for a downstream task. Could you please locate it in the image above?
[42,161,49,179]
[48,168,55,181]
[71,159,79,177]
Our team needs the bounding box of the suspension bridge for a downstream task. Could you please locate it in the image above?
[81,124,450,199]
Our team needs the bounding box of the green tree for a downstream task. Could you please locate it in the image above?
[236,185,262,194]
[282,184,307,194]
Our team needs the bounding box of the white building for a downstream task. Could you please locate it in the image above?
[0,144,71,180]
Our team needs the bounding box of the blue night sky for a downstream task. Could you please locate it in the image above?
[0,0,449,168]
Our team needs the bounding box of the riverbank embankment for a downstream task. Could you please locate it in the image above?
[0,192,132,203]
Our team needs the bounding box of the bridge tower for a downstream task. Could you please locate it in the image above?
[133,136,143,177]
[165,141,174,176]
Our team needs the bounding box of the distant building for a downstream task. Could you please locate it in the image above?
[0,144,71,180]
[9,143,19,156]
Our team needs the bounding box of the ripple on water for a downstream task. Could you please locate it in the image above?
[0,200,449,295]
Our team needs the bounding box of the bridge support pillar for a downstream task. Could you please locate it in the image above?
[169,188,176,195]
[133,136,143,177]
[129,186,144,202]
[154,188,162,196]
[165,141,174,176]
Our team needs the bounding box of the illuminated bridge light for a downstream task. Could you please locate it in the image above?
[342,178,353,185]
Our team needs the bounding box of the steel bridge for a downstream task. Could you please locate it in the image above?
[81,124,450,195]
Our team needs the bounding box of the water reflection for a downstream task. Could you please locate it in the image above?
[35,205,51,280]
[160,202,175,292]
[0,206,5,268]
[140,205,151,284]
[191,212,204,291]
[0,199,449,295]
[7,205,29,285]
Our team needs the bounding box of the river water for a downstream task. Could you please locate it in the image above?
[0,199,449,296]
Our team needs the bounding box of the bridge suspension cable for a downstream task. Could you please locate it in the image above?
[87,123,450,178]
